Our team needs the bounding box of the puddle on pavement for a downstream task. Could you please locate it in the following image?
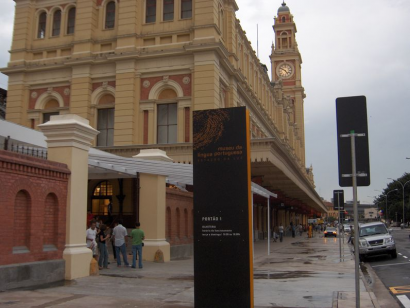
[254,271,313,279]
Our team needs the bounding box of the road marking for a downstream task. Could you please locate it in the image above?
[399,253,403,255]
[397,295,410,307]
[390,286,410,295]
[372,262,410,268]
[404,256,409,259]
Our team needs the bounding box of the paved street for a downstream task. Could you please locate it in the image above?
[0,231,395,308]
[366,228,410,308]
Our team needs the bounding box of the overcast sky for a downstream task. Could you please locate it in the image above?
[1,0,410,205]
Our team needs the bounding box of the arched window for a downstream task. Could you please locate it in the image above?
[184,209,188,237]
[97,94,115,146]
[105,1,116,29]
[91,181,113,215]
[14,190,31,253]
[157,103,177,144]
[281,16,285,23]
[176,208,181,239]
[166,207,171,241]
[43,193,58,249]
[67,7,76,34]
[279,31,291,49]
[38,12,47,38]
[52,10,61,36]
[42,99,60,123]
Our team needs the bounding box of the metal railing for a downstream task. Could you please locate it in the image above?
[1,136,47,159]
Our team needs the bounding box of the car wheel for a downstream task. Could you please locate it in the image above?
[391,250,397,259]
[359,255,365,262]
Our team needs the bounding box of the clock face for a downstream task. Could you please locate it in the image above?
[278,63,293,78]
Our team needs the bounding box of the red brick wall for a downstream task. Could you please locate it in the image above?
[0,150,70,266]
[165,188,193,246]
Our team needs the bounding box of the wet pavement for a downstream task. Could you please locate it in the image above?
[0,231,398,307]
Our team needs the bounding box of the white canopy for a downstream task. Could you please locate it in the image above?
[0,119,276,198]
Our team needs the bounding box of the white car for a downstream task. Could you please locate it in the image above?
[358,222,396,261]
[343,224,351,232]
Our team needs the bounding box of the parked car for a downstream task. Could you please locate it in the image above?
[358,222,396,261]
[324,227,337,237]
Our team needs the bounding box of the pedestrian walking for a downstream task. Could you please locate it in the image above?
[98,224,110,269]
[348,225,354,244]
[130,222,145,269]
[112,219,130,267]
[291,221,296,238]
[298,224,303,236]
[279,223,284,242]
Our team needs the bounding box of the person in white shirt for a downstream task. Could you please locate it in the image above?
[112,219,130,267]
[86,220,98,259]
[279,223,284,242]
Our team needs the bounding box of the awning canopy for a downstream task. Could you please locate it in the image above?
[0,119,276,199]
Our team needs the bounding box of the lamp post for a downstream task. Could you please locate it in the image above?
[376,189,398,223]
[387,179,410,226]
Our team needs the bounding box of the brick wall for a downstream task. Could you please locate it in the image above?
[166,188,193,246]
[0,150,70,266]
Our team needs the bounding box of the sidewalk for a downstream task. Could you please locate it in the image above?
[0,231,392,307]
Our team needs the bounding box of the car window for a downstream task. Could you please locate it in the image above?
[359,224,387,237]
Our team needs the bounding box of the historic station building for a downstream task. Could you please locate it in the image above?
[1,0,326,280]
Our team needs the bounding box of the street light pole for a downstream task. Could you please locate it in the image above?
[388,179,410,226]
[376,189,398,223]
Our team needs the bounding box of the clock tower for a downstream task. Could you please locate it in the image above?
[270,1,306,165]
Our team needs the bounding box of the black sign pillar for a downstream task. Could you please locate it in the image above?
[193,107,253,308]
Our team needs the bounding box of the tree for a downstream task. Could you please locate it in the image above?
[375,173,410,223]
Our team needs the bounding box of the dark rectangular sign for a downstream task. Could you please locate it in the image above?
[336,96,371,187]
[193,107,253,308]
[333,190,344,210]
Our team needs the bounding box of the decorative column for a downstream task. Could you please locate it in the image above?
[139,173,170,262]
[38,114,99,280]
[135,149,172,262]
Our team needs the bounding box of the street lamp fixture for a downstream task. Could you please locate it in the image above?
[387,178,410,225]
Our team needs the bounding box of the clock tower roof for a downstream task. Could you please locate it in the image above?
[278,1,290,14]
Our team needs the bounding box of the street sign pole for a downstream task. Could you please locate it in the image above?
[338,194,342,261]
[351,131,360,308]
[341,131,367,308]
[333,190,344,262]
[336,96,371,308]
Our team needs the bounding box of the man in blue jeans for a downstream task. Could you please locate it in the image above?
[130,222,145,269]
[112,219,130,267]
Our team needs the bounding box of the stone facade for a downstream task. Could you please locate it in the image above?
[2,0,306,171]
